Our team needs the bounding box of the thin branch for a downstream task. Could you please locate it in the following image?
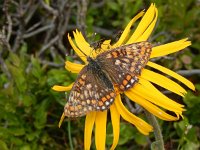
[91,0,105,8]
[150,31,171,43]
[40,0,58,16]
[1,27,11,51]
[24,2,39,24]
[6,13,12,42]
[66,24,115,38]
[12,1,26,52]
[23,24,54,38]
[38,35,59,56]
[77,0,88,36]
[0,30,11,79]
[3,0,12,42]
[57,1,71,55]
[26,22,42,32]
[177,69,200,76]
[40,60,64,67]
[93,26,115,38]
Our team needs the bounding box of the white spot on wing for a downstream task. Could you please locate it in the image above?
[88,106,92,110]
[130,79,135,84]
[87,84,92,89]
[89,90,92,97]
[110,98,114,102]
[84,90,89,98]
[115,60,121,65]
[105,101,110,106]
[126,84,131,88]
[101,106,106,110]
[95,93,99,99]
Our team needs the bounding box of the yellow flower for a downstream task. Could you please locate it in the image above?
[52,3,195,150]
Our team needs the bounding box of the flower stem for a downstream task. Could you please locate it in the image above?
[68,120,74,150]
[144,110,165,150]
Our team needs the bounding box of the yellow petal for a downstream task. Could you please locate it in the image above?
[125,90,179,121]
[101,40,111,51]
[114,94,153,135]
[110,104,120,150]
[150,38,191,58]
[136,8,158,42]
[113,11,145,47]
[141,69,187,96]
[73,30,93,57]
[68,34,87,63]
[65,61,84,73]
[76,29,89,42]
[52,83,74,91]
[95,111,107,150]
[147,61,195,90]
[137,78,185,111]
[127,4,156,43]
[84,112,96,150]
[58,112,65,128]
[139,77,184,108]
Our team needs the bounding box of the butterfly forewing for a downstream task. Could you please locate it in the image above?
[96,41,152,91]
[65,65,116,117]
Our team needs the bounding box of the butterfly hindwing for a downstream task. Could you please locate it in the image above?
[64,65,116,117]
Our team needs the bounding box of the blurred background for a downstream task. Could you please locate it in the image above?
[0,0,199,149]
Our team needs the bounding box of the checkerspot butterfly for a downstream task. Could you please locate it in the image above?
[65,41,152,117]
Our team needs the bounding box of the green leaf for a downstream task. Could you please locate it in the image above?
[31,56,42,79]
[22,94,36,107]
[9,127,25,136]
[26,130,41,141]
[106,122,136,146]
[133,131,148,146]
[174,119,189,136]
[185,127,198,142]
[9,52,20,67]
[0,140,8,150]
[182,141,200,150]
[6,64,27,93]
[19,43,28,54]
[10,136,23,146]
[34,100,49,129]
[118,123,134,145]
[20,145,31,150]
[107,1,119,11]
[47,69,72,86]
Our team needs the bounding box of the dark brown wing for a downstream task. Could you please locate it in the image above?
[96,41,152,91]
[64,65,116,117]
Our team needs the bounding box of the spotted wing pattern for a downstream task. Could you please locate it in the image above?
[96,41,152,91]
[64,41,152,117]
[64,66,116,117]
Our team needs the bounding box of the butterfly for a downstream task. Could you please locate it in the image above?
[64,41,152,117]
